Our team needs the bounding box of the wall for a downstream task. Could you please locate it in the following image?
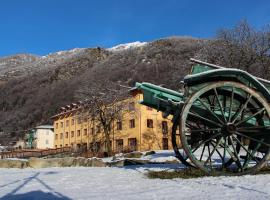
[36,129,55,149]
[53,94,177,152]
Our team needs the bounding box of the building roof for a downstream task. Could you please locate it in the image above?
[51,101,84,119]
[35,125,54,129]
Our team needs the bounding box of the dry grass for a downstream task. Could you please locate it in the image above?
[146,166,270,179]
[146,168,209,179]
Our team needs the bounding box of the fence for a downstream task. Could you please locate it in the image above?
[0,147,72,159]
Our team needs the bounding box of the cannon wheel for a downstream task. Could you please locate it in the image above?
[171,113,194,167]
[180,81,270,175]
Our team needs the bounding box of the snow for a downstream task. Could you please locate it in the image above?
[1,166,270,200]
[41,48,86,59]
[0,146,7,152]
[1,151,270,199]
[101,150,180,164]
[108,41,147,52]
[138,150,180,163]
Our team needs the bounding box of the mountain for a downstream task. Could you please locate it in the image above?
[0,37,205,135]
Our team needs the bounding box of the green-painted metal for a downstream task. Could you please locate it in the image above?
[185,68,270,102]
[134,82,183,115]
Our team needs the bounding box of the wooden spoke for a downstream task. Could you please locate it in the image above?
[222,139,238,164]
[235,131,270,148]
[231,135,259,164]
[188,112,223,128]
[228,86,234,122]
[199,143,206,161]
[213,88,226,122]
[204,137,222,165]
[232,95,252,123]
[197,98,224,125]
[206,96,212,109]
[191,143,201,153]
[237,126,270,130]
[228,136,243,171]
[242,139,263,169]
[191,128,221,133]
[237,126,270,135]
[235,108,265,126]
[222,137,227,167]
[223,94,227,116]
[207,144,212,166]
[210,141,224,163]
[188,132,222,153]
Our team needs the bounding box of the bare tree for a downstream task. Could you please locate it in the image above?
[196,20,270,79]
[76,81,128,156]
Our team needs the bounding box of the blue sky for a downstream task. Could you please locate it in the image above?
[0,0,269,57]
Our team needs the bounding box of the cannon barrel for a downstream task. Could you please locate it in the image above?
[131,82,184,116]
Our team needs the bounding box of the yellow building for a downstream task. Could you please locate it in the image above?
[52,94,175,153]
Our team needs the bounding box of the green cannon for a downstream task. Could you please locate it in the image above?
[132,58,270,175]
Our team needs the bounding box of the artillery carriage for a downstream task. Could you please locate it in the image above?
[132,58,270,175]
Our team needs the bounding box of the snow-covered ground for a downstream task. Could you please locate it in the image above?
[1,165,270,200]
[0,151,270,199]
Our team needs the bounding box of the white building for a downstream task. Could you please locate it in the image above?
[35,125,54,149]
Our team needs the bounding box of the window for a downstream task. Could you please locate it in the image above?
[116,121,122,130]
[128,102,135,111]
[65,132,69,138]
[96,125,101,133]
[104,140,112,151]
[55,145,57,148]
[147,119,154,128]
[71,119,75,125]
[89,142,93,151]
[65,144,68,147]
[91,128,94,134]
[60,133,63,139]
[46,139,49,145]
[108,123,111,131]
[162,138,169,150]
[66,120,69,127]
[128,138,137,151]
[162,121,168,134]
[77,117,82,124]
[115,139,124,152]
[77,130,81,137]
[146,106,152,111]
[71,131,74,137]
[129,119,135,128]
[93,142,101,152]
[55,123,58,129]
[84,129,87,136]
[55,134,58,140]
[61,122,63,128]
[60,144,63,148]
